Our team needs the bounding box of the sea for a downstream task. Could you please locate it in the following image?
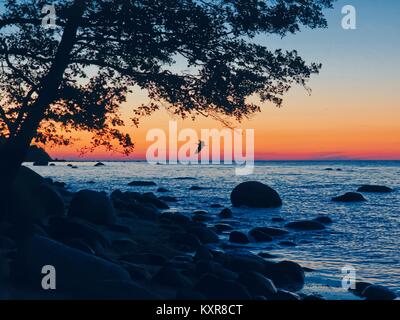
[27,160,400,299]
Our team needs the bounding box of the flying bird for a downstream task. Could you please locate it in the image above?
[195,140,206,154]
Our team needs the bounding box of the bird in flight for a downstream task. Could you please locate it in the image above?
[195,140,206,154]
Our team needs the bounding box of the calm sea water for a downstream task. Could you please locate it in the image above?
[27,161,400,298]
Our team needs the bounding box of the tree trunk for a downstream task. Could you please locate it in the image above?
[0,0,86,218]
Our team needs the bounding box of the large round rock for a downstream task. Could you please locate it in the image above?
[69,190,116,225]
[230,182,282,208]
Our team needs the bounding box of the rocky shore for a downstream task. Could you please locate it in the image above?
[0,166,397,300]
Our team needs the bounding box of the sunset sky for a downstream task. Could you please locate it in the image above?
[50,0,400,161]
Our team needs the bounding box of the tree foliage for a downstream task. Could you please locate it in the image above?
[0,0,334,154]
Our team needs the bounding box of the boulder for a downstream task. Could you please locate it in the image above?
[221,253,267,274]
[250,227,289,237]
[214,223,233,233]
[33,161,48,166]
[195,274,251,300]
[285,220,325,231]
[357,185,393,193]
[348,281,373,297]
[25,145,52,163]
[128,181,157,187]
[248,229,273,242]
[219,208,232,218]
[237,271,277,298]
[189,186,205,191]
[20,236,130,292]
[229,231,250,244]
[11,166,65,220]
[94,162,105,167]
[267,261,305,292]
[68,190,116,225]
[332,192,366,202]
[361,285,397,300]
[187,226,219,244]
[230,181,282,208]
[157,187,169,193]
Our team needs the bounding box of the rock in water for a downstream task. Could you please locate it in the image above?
[94,162,105,167]
[230,181,282,208]
[238,271,277,298]
[68,190,116,225]
[219,208,232,218]
[267,261,305,292]
[229,231,250,244]
[128,181,156,186]
[285,220,325,231]
[11,166,65,220]
[20,236,130,292]
[362,285,397,300]
[357,185,393,193]
[313,216,333,224]
[332,192,366,202]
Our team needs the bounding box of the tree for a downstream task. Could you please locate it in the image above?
[0,0,335,187]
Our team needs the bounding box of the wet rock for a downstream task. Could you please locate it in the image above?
[189,186,205,191]
[332,192,366,203]
[187,226,219,244]
[192,215,213,223]
[195,274,251,300]
[357,185,393,193]
[69,190,116,225]
[248,229,273,242]
[157,187,169,193]
[348,281,373,297]
[313,216,333,224]
[128,181,157,187]
[285,220,325,231]
[169,232,201,251]
[214,223,233,233]
[20,236,130,291]
[272,289,301,300]
[210,204,223,208]
[250,227,289,237]
[194,246,213,261]
[33,160,48,166]
[195,260,237,281]
[221,253,267,274]
[231,181,282,208]
[121,262,152,281]
[141,192,169,209]
[267,261,305,292]
[160,212,191,225]
[361,285,397,300]
[229,231,250,244]
[174,177,196,180]
[193,210,208,215]
[153,266,192,288]
[219,208,232,218]
[94,162,105,167]
[238,271,277,298]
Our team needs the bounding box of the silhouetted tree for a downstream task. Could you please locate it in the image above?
[0,0,335,186]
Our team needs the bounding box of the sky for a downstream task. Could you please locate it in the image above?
[49,0,400,161]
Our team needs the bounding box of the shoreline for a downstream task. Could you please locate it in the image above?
[0,165,397,300]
